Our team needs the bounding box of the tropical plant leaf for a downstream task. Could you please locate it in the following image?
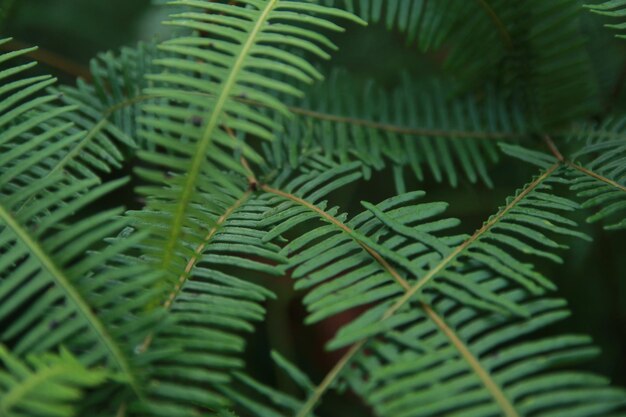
[258,157,588,340]
[135,0,364,275]
[0,346,108,417]
[345,285,626,417]
[130,185,284,416]
[0,39,161,411]
[325,0,599,127]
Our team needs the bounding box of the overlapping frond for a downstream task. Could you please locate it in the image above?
[0,346,108,417]
[0,38,144,181]
[263,71,526,190]
[218,351,313,417]
[524,0,599,127]
[586,0,626,38]
[502,120,626,230]
[130,187,284,416]
[0,40,162,408]
[565,119,626,230]
[135,0,364,275]
[346,283,626,417]
[253,157,598,417]
[258,157,587,341]
[323,0,514,88]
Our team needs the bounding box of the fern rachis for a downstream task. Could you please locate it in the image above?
[2,1,626,416]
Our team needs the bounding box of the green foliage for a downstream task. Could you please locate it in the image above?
[267,71,524,190]
[0,346,108,417]
[2,1,626,417]
[586,0,626,38]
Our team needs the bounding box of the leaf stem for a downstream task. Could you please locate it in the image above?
[260,184,409,290]
[161,0,277,270]
[137,190,252,354]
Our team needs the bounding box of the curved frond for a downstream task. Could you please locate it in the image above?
[567,121,626,229]
[45,41,162,177]
[0,41,161,406]
[325,0,598,127]
[259,158,586,334]
[218,351,313,417]
[501,120,626,230]
[323,0,514,88]
[254,157,590,416]
[0,346,108,417]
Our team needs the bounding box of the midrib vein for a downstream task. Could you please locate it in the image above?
[0,204,141,397]
[422,302,519,417]
[274,163,561,417]
[567,161,626,194]
[381,161,560,319]
[260,184,409,290]
[138,190,251,353]
[161,0,276,269]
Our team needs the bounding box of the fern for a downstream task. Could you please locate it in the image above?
[265,71,526,190]
[348,290,626,417]
[3,1,626,416]
[585,0,626,38]
[325,0,599,127]
[259,159,586,324]
[0,346,108,417]
[134,0,363,273]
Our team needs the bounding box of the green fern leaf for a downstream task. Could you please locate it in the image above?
[264,71,525,190]
[129,185,285,415]
[0,346,108,417]
[136,0,364,274]
[346,288,626,417]
[0,42,163,407]
[258,157,587,337]
[585,0,626,38]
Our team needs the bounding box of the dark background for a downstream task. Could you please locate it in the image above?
[3,1,625,415]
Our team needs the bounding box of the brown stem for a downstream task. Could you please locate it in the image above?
[475,0,513,49]
[0,38,91,80]
[543,135,565,162]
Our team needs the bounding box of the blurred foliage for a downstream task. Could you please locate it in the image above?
[2,2,626,415]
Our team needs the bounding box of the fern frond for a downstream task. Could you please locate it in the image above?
[0,346,108,417]
[264,71,526,190]
[326,0,598,127]
[136,0,364,274]
[585,0,626,38]
[42,41,162,177]
[255,157,591,416]
[0,39,146,182]
[347,286,626,417]
[323,0,514,88]
[525,0,599,127]
[0,41,162,405]
[129,186,284,415]
[259,158,586,331]
[218,351,313,417]
[569,135,626,230]
[502,121,626,230]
